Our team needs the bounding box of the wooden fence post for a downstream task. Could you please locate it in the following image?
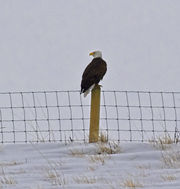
[89,84,101,143]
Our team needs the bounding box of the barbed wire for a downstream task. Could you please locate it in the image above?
[0,90,179,143]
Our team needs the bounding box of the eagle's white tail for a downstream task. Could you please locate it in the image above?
[84,84,95,97]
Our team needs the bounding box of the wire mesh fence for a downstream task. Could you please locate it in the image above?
[0,90,179,143]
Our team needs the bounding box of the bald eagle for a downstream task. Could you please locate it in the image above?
[80,51,107,97]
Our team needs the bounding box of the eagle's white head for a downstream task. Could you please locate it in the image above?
[89,50,102,58]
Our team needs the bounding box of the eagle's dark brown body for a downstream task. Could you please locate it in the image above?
[81,57,107,94]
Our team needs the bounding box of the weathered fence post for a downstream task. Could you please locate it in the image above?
[89,84,101,143]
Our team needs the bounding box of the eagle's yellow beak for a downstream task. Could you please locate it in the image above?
[89,52,94,56]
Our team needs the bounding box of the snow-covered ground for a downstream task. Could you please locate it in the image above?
[0,141,180,189]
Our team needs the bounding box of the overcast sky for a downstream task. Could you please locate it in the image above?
[0,0,180,92]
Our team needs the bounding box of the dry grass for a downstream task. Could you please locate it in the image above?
[45,169,66,186]
[73,175,97,184]
[43,160,66,186]
[121,178,143,188]
[89,154,109,165]
[158,134,174,144]
[87,140,120,165]
[45,169,58,180]
[150,134,174,150]
[87,165,97,171]
[161,174,176,181]
[161,150,180,168]
[69,149,85,157]
[0,161,23,167]
[174,132,180,144]
[99,132,108,143]
[30,142,66,186]
[96,141,121,155]
[136,164,151,170]
[0,167,17,185]
[122,178,143,188]
[0,176,16,185]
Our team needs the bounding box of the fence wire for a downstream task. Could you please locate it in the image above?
[0,90,179,143]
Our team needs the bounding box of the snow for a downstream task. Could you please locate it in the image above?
[1,142,180,188]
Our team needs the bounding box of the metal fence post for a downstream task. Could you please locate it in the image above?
[89,84,101,143]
